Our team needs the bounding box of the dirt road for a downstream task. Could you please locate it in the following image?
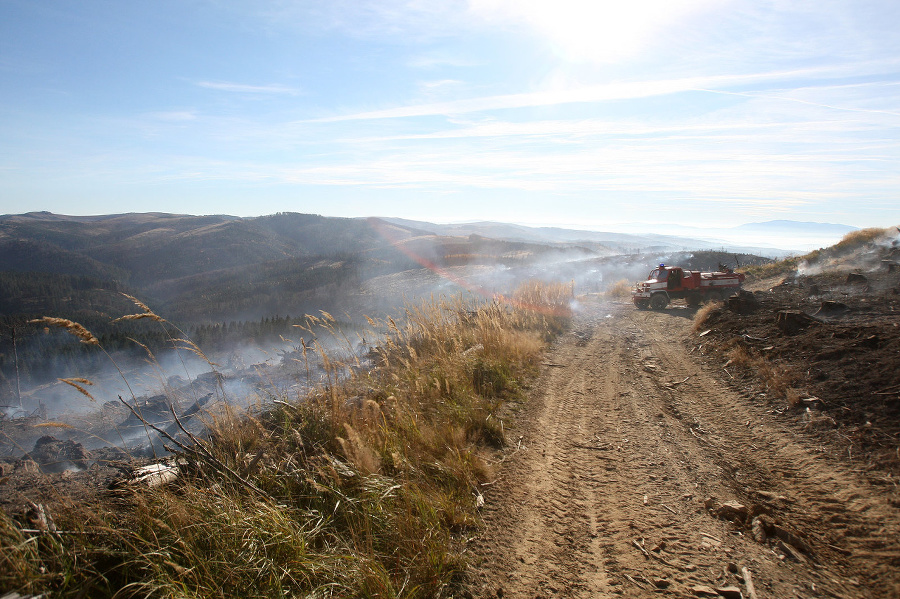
[468,296,900,598]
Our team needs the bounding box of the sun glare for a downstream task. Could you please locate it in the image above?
[471,0,719,63]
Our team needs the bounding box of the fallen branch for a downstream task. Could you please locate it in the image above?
[632,539,651,558]
[572,444,614,451]
[689,428,712,445]
[873,382,900,395]
[633,538,682,569]
[497,436,525,464]
[118,395,269,498]
[272,399,300,412]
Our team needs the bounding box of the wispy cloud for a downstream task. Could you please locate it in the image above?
[259,1,470,42]
[696,88,900,118]
[308,65,897,122]
[196,81,301,95]
[334,115,890,145]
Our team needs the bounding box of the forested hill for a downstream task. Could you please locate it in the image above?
[0,212,419,393]
[0,211,603,325]
[0,211,779,398]
[0,212,422,285]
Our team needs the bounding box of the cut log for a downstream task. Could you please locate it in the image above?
[126,461,179,488]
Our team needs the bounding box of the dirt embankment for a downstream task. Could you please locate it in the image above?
[467,297,900,598]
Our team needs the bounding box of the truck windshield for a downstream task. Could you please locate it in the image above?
[651,269,667,281]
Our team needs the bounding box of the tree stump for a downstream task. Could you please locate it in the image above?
[815,300,849,316]
[775,310,819,335]
[727,291,759,314]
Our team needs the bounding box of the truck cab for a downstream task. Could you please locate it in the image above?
[648,266,691,291]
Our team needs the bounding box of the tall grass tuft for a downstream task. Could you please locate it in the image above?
[1,280,573,598]
[692,301,723,332]
[831,227,890,251]
[741,226,893,281]
[605,279,633,300]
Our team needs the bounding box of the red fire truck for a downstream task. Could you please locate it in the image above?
[632,264,745,310]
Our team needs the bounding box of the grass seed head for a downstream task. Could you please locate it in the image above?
[58,378,96,401]
[29,317,99,346]
[122,292,155,315]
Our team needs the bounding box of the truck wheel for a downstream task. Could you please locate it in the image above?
[686,293,702,308]
[650,294,669,310]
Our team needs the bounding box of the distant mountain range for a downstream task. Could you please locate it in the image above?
[731,220,857,234]
[381,217,856,254]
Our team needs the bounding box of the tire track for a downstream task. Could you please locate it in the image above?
[468,297,899,598]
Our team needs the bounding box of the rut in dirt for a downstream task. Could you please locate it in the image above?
[466,297,900,599]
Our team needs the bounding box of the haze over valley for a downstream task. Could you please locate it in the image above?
[4,210,824,419]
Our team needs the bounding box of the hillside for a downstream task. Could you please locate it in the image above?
[0,212,603,322]
[0,212,602,406]
[0,211,789,414]
[0,212,407,285]
[0,211,800,324]
[1,227,899,598]
[379,217,853,255]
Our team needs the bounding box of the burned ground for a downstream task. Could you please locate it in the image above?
[697,259,900,476]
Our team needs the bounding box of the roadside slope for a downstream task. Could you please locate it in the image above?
[468,296,900,598]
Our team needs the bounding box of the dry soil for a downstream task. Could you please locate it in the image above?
[466,296,900,598]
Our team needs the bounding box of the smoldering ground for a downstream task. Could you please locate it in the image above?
[1,242,768,460]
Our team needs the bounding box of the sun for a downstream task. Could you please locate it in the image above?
[471,0,720,63]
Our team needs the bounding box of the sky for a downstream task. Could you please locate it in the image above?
[1,0,899,231]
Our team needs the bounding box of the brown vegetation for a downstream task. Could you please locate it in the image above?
[1,281,573,598]
[742,226,893,281]
[604,278,633,299]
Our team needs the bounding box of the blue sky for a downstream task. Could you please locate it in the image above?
[1,0,898,230]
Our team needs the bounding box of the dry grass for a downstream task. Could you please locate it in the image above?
[721,341,799,401]
[691,300,723,332]
[741,257,802,280]
[28,317,99,345]
[742,226,893,282]
[1,280,572,598]
[832,227,890,251]
[786,388,803,408]
[605,279,633,299]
